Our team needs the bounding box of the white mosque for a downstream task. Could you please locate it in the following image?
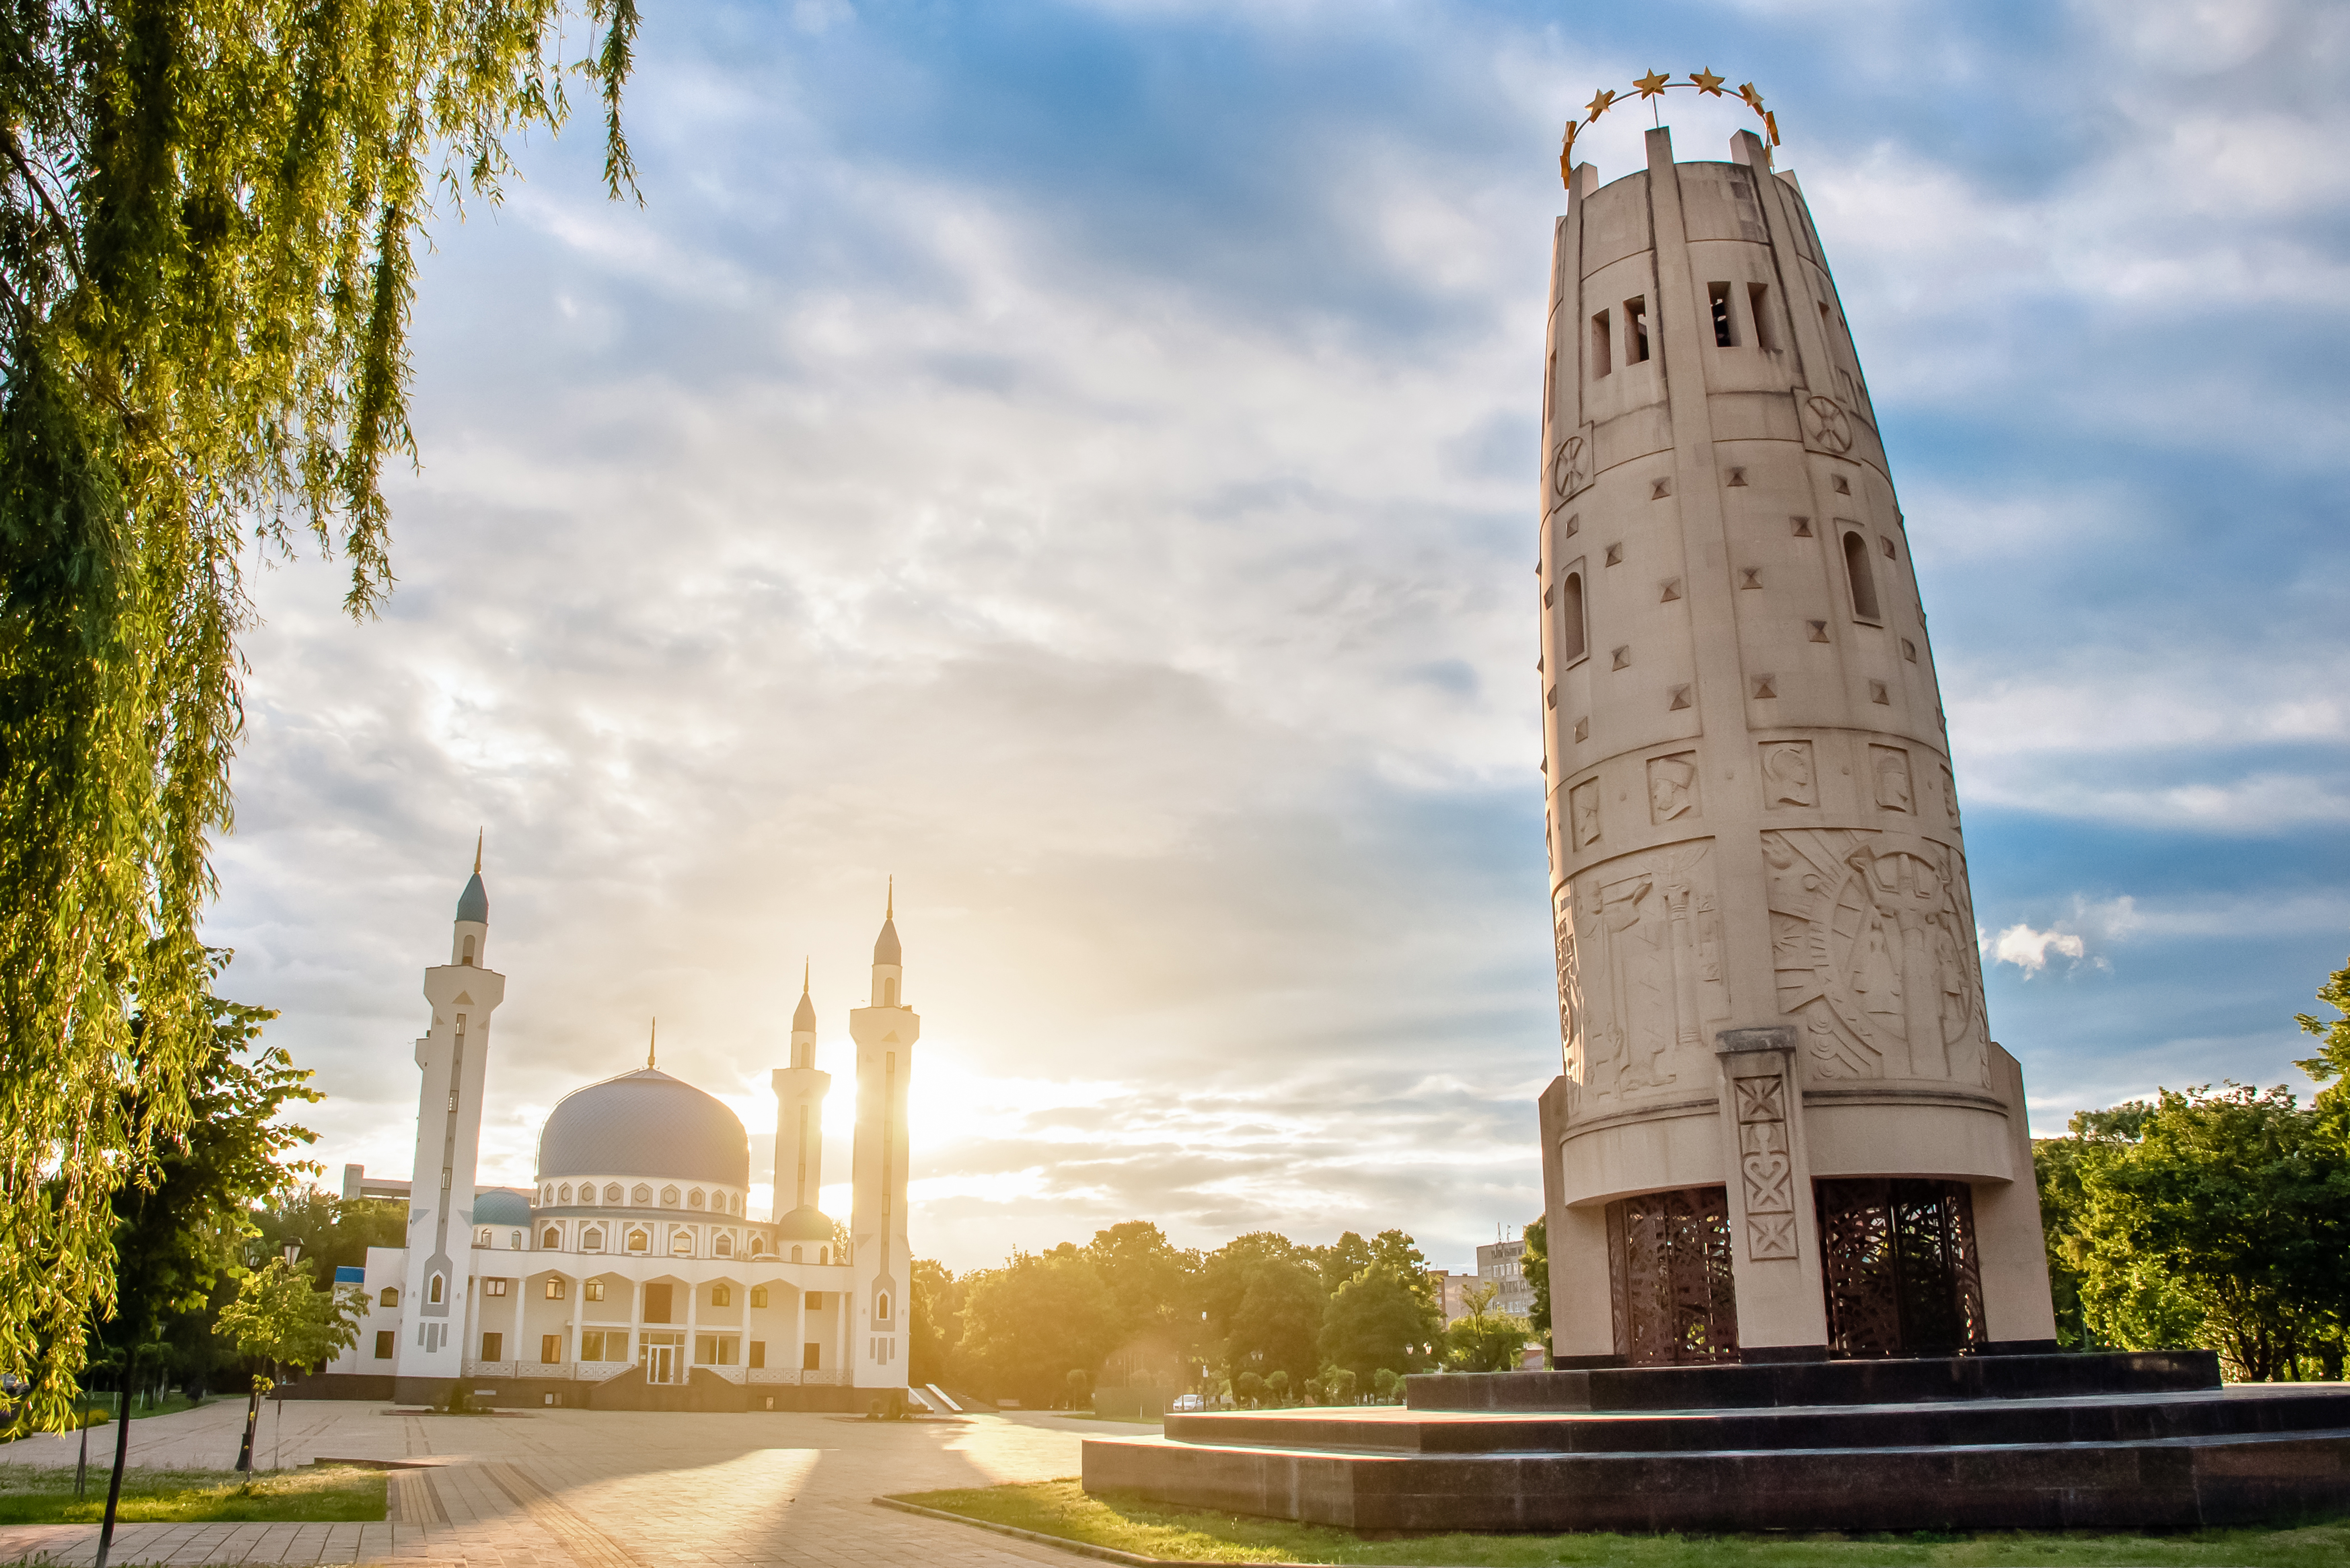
[320,853,919,1411]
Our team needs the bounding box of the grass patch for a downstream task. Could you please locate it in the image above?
[892,1478,2350,1567]
[0,1464,385,1524]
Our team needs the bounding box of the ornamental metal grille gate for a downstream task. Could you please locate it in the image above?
[1815,1178,1986,1359]
[1605,1185,1740,1366]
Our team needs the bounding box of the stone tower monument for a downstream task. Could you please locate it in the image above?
[1534,124,2057,1365]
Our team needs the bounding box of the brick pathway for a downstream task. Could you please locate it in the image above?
[0,1399,1099,1567]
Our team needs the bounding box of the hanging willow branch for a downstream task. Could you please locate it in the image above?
[0,0,637,1431]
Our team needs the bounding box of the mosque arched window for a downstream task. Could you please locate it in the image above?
[542,1228,562,1250]
[817,1246,828,1265]
[660,1185,680,1208]
[711,1285,731,1307]
[380,1287,399,1307]
[790,1246,802,1264]
[606,1183,623,1204]
[461,935,476,966]
[749,1236,764,1257]
[751,1286,768,1308]
[476,1227,492,1247]
[715,1234,733,1257]
[688,1188,704,1210]
[626,1229,649,1253]
[583,1228,604,1252]
[558,1183,572,1204]
[876,1292,891,1323]
[631,1184,652,1207]
[429,1274,445,1304]
[671,1230,694,1256]
[511,1231,524,1249]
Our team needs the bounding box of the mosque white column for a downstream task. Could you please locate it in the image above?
[396,838,506,1394]
[848,882,918,1393]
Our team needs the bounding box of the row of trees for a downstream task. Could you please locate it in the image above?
[907,1222,1537,1409]
[2033,957,2350,1382]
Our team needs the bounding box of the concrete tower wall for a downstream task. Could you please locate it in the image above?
[1534,127,2055,1362]
[848,913,917,1393]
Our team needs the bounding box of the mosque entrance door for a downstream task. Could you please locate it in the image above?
[640,1332,683,1384]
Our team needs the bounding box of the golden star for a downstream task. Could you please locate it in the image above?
[1738,82,1766,112]
[1634,69,1671,98]
[1691,68,1726,96]
[1586,87,1616,120]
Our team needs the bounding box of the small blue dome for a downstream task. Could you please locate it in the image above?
[455,872,488,925]
[474,1188,532,1226]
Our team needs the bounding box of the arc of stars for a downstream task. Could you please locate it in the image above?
[1557,70,1783,192]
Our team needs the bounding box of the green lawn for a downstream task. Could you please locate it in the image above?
[891,1478,2350,1568]
[0,1463,385,1524]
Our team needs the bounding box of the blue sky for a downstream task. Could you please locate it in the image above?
[206,0,2350,1272]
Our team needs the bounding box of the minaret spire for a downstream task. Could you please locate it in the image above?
[647,1018,657,1070]
[472,828,482,875]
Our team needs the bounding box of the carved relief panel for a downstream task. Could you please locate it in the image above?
[1762,829,1990,1085]
[1732,1071,1800,1260]
[1759,740,1816,809]
[1647,752,1700,824]
[1554,881,1583,1087]
[1570,778,1602,849]
[1870,745,1913,813]
[1558,842,1732,1107]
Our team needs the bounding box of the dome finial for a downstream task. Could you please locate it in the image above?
[473,828,482,875]
[802,957,810,995]
[647,1017,657,1070]
[886,874,893,920]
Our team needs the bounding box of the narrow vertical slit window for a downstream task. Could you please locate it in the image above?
[1590,310,1612,378]
[1747,283,1776,350]
[1842,530,1882,622]
[1708,283,1735,346]
[1625,297,1650,363]
[1544,350,1556,422]
[1560,571,1586,664]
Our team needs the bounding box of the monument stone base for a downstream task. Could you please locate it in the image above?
[1080,1353,2350,1533]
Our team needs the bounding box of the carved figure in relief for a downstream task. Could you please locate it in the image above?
[1760,829,1990,1085]
[1941,765,1961,825]
[1872,746,1913,813]
[1570,779,1601,849]
[1570,845,1730,1104]
[1554,885,1583,1079]
[1648,754,1698,823]
[1762,741,1816,808]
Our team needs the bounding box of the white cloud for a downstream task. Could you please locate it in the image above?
[1981,922,2089,974]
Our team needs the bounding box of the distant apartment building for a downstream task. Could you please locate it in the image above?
[1478,1228,1533,1319]
[1425,1269,1478,1324]
[341,1163,413,1204]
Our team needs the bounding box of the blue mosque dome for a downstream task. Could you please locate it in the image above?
[472,1188,532,1226]
[534,1068,750,1188]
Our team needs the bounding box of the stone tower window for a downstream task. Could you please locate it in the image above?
[1747,283,1777,350]
[877,1292,892,1323]
[1708,282,1736,347]
[1590,310,1611,377]
[1559,570,1586,665]
[1624,297,1650,363]
[429,1274,444,1304]
[461,934,475,965]
[1842,531,1882,622]
[380,1286,398,1307]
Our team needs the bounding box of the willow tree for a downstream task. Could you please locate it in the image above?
[0,0,636,1428]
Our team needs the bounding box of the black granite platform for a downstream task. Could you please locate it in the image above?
[1080,1355,2350,1532]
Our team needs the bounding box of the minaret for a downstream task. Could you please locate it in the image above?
[771,962,832,1219]
[397,838,507,1399]
[1534,124,2054,1365]
[848,882,917,1392]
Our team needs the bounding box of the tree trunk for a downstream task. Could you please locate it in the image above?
[94,1365,134,1568]
[235,1383,260,1472]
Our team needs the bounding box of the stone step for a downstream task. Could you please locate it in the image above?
[1405,1349,2221,1412]
[1164,1383,2350,1457]
[1081,1423,2350,1533]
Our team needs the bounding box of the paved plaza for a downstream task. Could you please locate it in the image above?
[0,1398,1098,1567]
